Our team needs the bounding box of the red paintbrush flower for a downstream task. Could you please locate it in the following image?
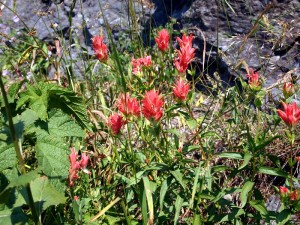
[173,77,190,101]
[174,33,195,73]
[117,93,140,117]
[108,113,125,135]
[142,89,164,121]
[92,35,108,62]
[132,56,152,75]
[277,102,300,127]
[155,29,170,52]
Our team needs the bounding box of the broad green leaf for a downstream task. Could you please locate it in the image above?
[38,109,85,138]
[17,84,48,120]
[0,143,16,172]
[0,208,28,225]
[238,152,252,170]
[6,80,25,104]
[240,181,254,208]
[174,194,183,225]
[171,170,186,189]
[218,152,243,160]
[17,82,90,129]
[30,176,66,216]
[0,168,41,196]
[36,137,69,181]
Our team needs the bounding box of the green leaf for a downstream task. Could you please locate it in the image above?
[30,176,66,216]
[211,165,233,174]
[240,181,254,208]
[6,80,25,104]
[17,84,48,120]
[0,208,28,225]
[238,153,252,170]
[37,109,85,138]
[174,194,183,225]
[258,166,291,179]
[35,137,69,182]
[218,152,243,160]
[209,208,245,223]
[1,168,41,195]
[142,176,154,225]
[276,209,291,224]
[249,200,268,217]
[0,143,16,172]
[189,167,200,209]
[159,177,172,211]
[186,119,198,129]
[171,170,186,189]
[17,82,90,129]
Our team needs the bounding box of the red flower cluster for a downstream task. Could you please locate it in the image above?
[68,148,90,187]
[142,90,164,121]
[173,77,190,101]
[280,186,289,194]
[132,56,152,75]
[290,190,299,201]
[108,113,125,135]
[92,35,108,62]
[174,33,195,73]
[155,29,170,52]
[247,68,260,88]
[277,102,300,127]
[279,186,299,201]
[117,93,140,117]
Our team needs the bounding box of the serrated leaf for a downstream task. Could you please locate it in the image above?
[240,181,254,208]
[7,80,25,104]
[30,176,65,216]
[17,84,48,120]
[4,168,41,191]
[41,109,84,138]
[17,82,90,129]
[36,137,69,181]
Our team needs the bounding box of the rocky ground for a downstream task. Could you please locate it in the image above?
[1,0,299,95]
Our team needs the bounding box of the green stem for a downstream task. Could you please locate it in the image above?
[0,73,41,224]
[120,200,132,225]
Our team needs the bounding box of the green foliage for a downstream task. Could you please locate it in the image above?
[17,82,90,129]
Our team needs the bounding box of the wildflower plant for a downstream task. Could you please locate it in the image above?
[1,4,300,225]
